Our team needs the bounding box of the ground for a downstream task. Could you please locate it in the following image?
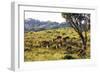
[24,27,90,62]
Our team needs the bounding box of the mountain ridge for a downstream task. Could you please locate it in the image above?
[24,18,70,32]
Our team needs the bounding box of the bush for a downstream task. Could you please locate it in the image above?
[63,55,76,59]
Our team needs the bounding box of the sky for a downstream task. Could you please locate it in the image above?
[25,11,66,23]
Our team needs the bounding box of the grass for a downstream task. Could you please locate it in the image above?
[24,48,66,61]
[24,27,90,62]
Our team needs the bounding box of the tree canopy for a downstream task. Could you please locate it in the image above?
[62,13,90,32]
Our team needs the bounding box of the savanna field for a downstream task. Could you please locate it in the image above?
[24,27,90,62]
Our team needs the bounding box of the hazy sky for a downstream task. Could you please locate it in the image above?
[25,11,65,23]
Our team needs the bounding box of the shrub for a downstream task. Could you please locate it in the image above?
[63,55,76,59]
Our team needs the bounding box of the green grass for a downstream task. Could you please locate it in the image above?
[24,27,90,62]
[24,48,66,61]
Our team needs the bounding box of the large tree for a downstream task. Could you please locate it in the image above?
[62,13,90,57]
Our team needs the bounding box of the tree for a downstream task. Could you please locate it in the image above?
[61,13,90,57]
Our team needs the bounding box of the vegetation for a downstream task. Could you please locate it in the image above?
[62,13,90,56]
[24,27,90,62]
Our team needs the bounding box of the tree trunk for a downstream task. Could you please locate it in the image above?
[78,33,87,57]
[82,38,86,50]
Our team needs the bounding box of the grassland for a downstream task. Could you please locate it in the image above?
[24,27,90,62]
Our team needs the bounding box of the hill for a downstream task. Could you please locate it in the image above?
[24,18,70,32]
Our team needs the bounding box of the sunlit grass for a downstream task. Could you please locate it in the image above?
[24,27,90,61]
